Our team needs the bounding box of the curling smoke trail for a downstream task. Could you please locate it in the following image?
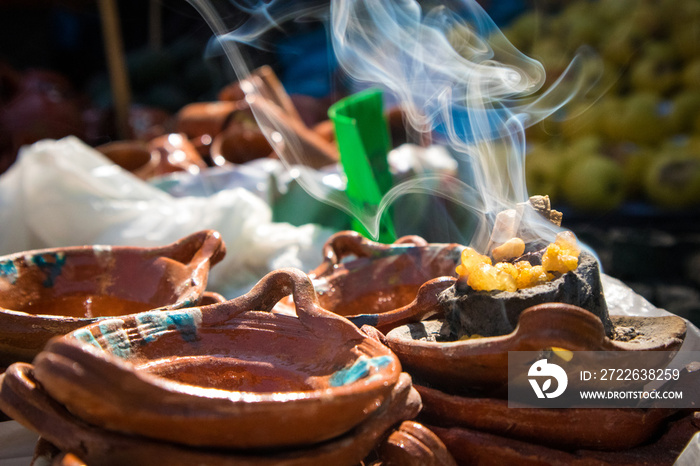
[189,0,601,249]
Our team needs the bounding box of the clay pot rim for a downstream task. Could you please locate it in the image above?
[0,229,226,321]
[47,316,400,402]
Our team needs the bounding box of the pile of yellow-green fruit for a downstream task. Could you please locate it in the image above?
[504,0,700,212]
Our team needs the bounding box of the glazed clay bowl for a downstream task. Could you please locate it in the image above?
[148,133,208,176]
[428,412,700,466]
[4,368,419,466]
[26,268,402,449]
[96,140,155,179]
[369,301,686,394]
[0,230,226,366]
[308,231,462,332]
[415,383,677,451]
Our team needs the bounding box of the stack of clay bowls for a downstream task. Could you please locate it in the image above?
[0,268,459,465]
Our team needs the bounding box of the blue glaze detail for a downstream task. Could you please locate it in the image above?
[135,309,202,343]
[31,253,67,287]
[0,260,18,284]
[72,328,102,350]
[348,314,379,328]
[329,355,393,387]
[98,320,132,359]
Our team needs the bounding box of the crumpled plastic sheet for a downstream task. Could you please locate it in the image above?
[0,137,334,298]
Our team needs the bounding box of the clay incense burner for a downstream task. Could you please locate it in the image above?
[308,230,462,333]
[0,230,225,366]
[375,302,686,394]
[11,268,402,450]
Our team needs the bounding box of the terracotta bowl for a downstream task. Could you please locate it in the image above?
[209,120,274,166]
[175,101,241,139]
[308,231,462,332]
[22,268,402,449]
[3,367,418,466]
[415,383,677,451]
[369,302,687,394]
[147,133,209,177]
[0,230,226,366]
[96,140,155,179]
[428,413,699,466]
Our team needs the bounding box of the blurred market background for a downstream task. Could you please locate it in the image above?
[0,0,699,324]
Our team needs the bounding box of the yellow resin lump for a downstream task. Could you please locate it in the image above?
[542,231,581,274]
[456,232,581,292]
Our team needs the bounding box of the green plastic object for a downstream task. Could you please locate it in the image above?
[328,88,396,243]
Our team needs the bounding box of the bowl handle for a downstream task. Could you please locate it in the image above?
[236,268,319,314]
[221,268,369,336]
[351,277,456,333]
[377,421,458,466]
[510,303,618,351]
[0,363,84,453]
[314,231,428,277]
[159,230,227,269]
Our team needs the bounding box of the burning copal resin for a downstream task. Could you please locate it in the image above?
[440,203,612,340]
[455,232,580,293]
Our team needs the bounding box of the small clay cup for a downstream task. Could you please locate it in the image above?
[309,231,462,333]
[25,268,402,449]
[0,230,226,366]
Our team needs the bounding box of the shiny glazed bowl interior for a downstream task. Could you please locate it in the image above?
[309,231,462,331]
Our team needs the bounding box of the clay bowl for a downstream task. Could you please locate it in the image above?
[370,302,687,394]
[147,133,208,176]
[96,140,156,179]
[415,383,677,451]
[22,268,402,449]
[2,366,418,466]
[209,119,273,166]
[428,413,699,466]
[97,133,208,180]
[308,231,462,333]
[175,101,241,139]
[0,230,226,366]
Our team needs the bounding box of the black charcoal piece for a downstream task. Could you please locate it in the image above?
[438,252,613,339]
